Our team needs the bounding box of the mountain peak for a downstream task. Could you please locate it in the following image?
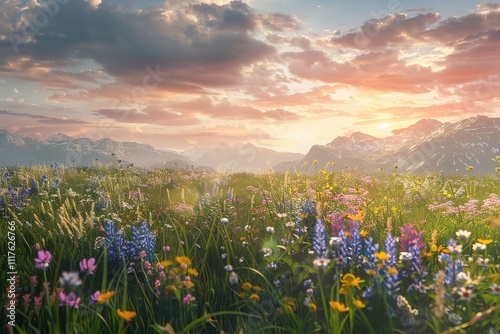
[46,133,73,142]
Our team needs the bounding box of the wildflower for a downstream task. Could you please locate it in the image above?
[249,294,260,301]
[312,219,327,257]
[117,309,137,322]
[477,257,489,267]
[242,282,253,291]
[63,292,81,309]
[34,250,52,269]
[456,272,471,284]
[490,284,500,295]
[387,267,398,276]
[163,323,175,334]
[313,257,330,270]
[455,230,471,242]
[308,302,317,312]
[396,295,418,315]
[353,299,366,308]
[262,248,273,257]
[399,252,413,262]
[187,268,198,277]
[472,242,487,252]
[447,244,462,255]
[253,285,263,292]
[477,239,493,245]
[375,252,390,262]
[79,258,96,275]
[329,236,342,246]
[182,294,196,305]
[457,287,474,301]
[285,221,295,228]
[448,312,462,325]
[59,271,82,288]
[97,291,115,303]
[340,273,364,289]
[29,276,38,288]
[329,301,349,312]
[221,218,229,224]
[266,226,275,234]
[277,213,287,218]
[175,256,192,268]
[90,291,100,304]
[360,230,369,238]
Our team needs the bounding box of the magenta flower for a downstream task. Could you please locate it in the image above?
[90,290,101,304]
[182,294,196,305]
[59,291,81,308]
[34,250,52,270]
[79,258,96,275]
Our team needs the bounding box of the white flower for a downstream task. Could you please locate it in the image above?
[329,237,342,246]
[490,283,500,295]
[448,312,462,325]
[221,218,229,224]
[455,230,471,241]
[224,264,233,271]
[447,244,462,255]
[285,221,295,228]
[266,226,275,234]
[229,272,238,285]
[472,242,486,252]
[241,241,248,247]
[313,257,330,270]
[477,257,489,267]
[244,224,251,231]
[457,287,474,301]
[262,247,273,257]
[221,253,227,260]
[239,257,244,263]
[277,213,287,218]
[456,272,472,284]
[303,297,311,306]
[59,271,82,288]
[399,252,413,262]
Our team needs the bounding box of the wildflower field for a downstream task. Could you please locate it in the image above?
[1,163,499,333]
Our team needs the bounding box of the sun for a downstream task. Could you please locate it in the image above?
[378,123,389,129]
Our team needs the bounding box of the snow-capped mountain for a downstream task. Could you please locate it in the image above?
[277,115,499,175]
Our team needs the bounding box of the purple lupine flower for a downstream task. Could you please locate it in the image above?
[348,220,363,267]
[79,258,97,275]
[312,219,327,258]
[336,229,349,269]
[60,292,81,308]
[34,250,52,269]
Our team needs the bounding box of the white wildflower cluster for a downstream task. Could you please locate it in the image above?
[396,295,418,316]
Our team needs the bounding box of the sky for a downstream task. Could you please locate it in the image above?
[0,0,499,153]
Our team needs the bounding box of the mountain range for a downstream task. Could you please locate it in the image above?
[0,115,498,174]
[276,115,499,175]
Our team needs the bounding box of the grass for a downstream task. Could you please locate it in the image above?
[1,163,499,333]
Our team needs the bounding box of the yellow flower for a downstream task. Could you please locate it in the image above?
[388,267,398,275]
[187,268,199,277]
[365,269,376,276]
[161,260,174,267]
[308,303,317,312]
[360,230,369,238]
[175,256,192,267]
[97,291,115,303]
[184,280,194,289]
[478,239,493,245]
[249,294,260,301]
[284,296,297,311]
[253,285,263,292]
[239,292,247,298]
[340,273,365,289]
[164,285,176,294]
[353,299,366,309]
[375,252,390,262]
[117,309,137,322]
[242,282,253,291]
[329,301,349,312]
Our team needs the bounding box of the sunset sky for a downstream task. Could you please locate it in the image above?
[1,0,499,153]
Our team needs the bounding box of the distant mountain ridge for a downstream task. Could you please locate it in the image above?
[1,115,498,174]
[276,115,499,174]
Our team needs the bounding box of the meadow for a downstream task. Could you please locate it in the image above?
[1,162,499,333]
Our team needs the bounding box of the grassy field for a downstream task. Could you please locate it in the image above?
[1,163,499,333]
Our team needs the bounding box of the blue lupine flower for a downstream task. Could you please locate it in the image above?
[103,220,126,266]
[348,221,363,267]
[362,237,379,274]
[336,229,349,268]
[128,221,156,261]
[312,219,327,258]
[384,232,397,269]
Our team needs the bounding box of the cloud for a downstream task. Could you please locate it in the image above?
[94,107,200,126]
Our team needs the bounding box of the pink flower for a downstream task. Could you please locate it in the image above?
[182,294,196,306]
[90,291,101,304]
[79,258,96,275]
[29,276,38,288]
[34,250,52,270]
[22,294,31,307]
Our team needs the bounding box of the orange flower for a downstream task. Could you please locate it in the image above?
[187,268,198,277]
[249,294,260,301]
[329,301,349,312]
[308,303,317,312]
[97,291,115,303]
[477,239,493,245]
[353,299,366,309]
[163,323,175,334]
[117,309,137,322]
